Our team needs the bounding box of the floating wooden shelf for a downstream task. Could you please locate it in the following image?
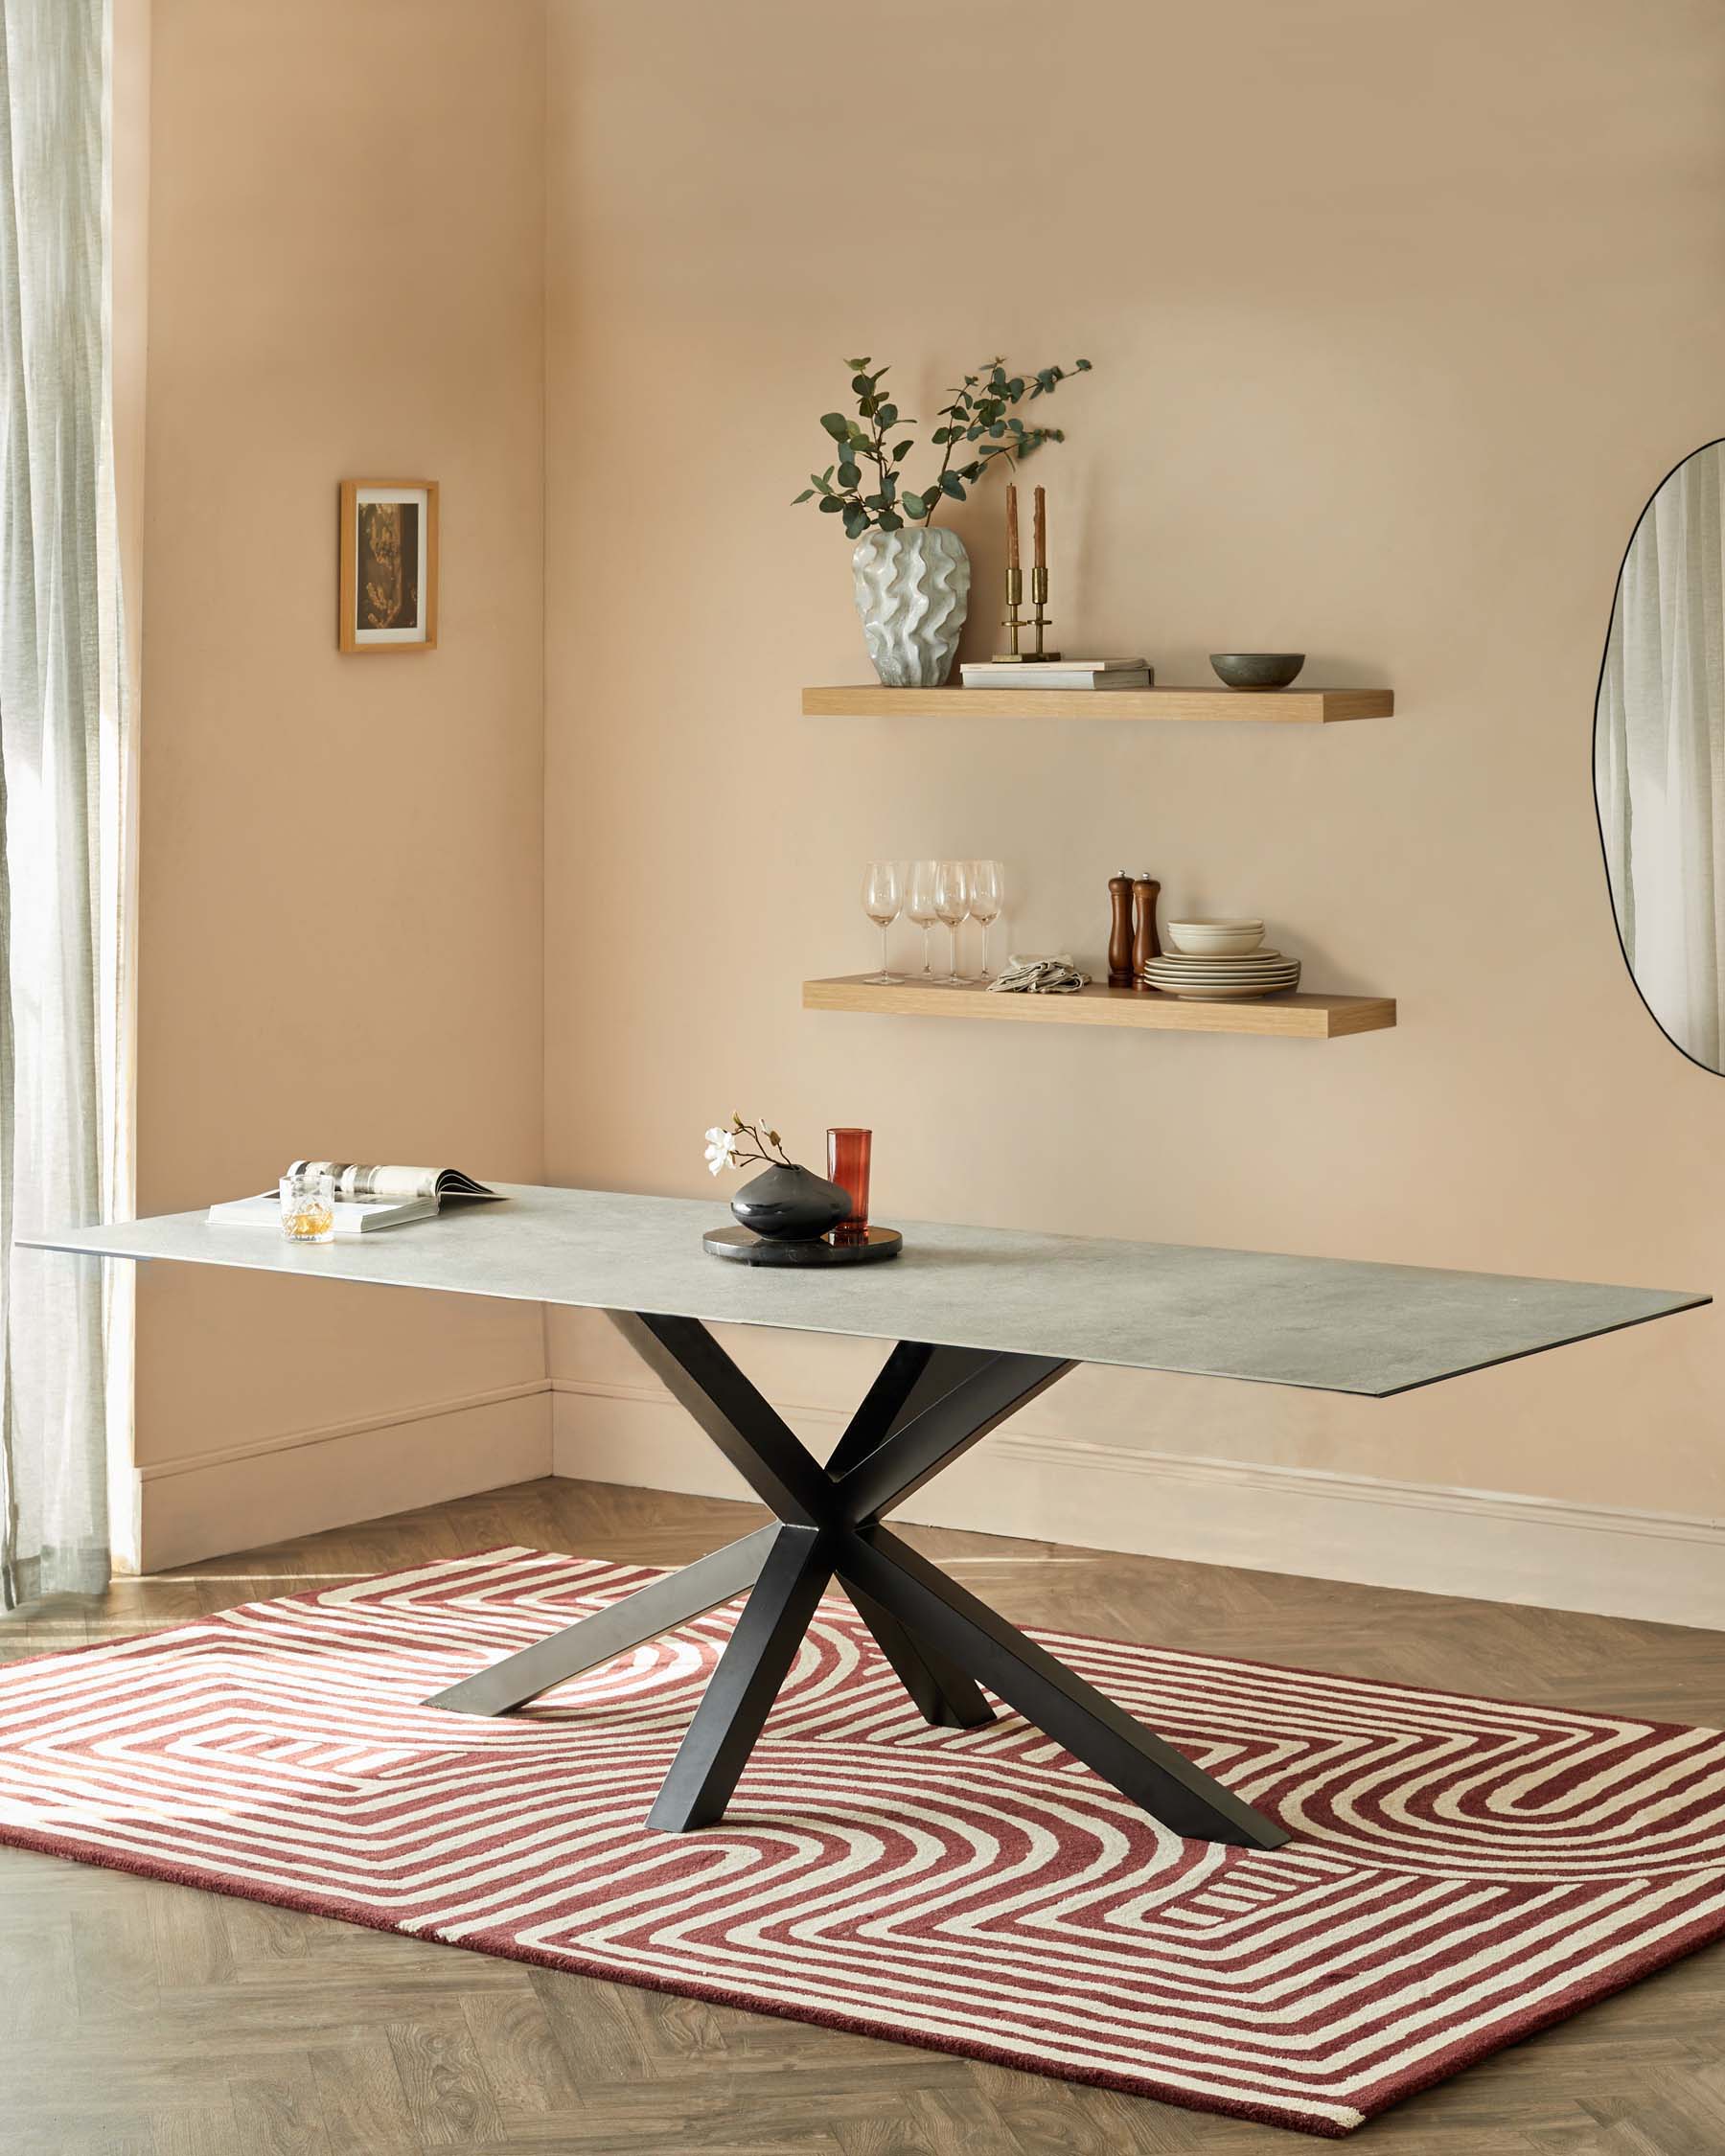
[804,975,1396,1040]
[802,684,1392,724]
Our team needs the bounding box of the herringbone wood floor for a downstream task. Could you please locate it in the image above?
[1,1474,1721,2155]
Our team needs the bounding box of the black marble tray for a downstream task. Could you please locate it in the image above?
[702,1226,903,1267]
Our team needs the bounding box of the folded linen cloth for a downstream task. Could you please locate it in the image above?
[988,953,1092,995]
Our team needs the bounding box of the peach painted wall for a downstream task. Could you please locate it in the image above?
[134,1,549,1560]
[542,0,1725,1526]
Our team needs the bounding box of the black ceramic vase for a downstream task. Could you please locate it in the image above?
[730,1163,851,1243]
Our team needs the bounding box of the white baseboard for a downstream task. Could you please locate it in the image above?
[140,1381,553,1571]
[549,1378,1725,1631]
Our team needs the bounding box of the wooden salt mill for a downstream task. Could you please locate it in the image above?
[1131,874,1162,987]
[1107,872,1136,986]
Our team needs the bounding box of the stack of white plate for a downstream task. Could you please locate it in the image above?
[1138,949,1301,1000]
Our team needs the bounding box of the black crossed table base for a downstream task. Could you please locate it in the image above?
[427,1311,1288,1848]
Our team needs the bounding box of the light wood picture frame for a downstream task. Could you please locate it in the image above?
[338,479,439,652]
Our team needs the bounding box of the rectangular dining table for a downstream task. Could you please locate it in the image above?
[24,1185,1707,1850]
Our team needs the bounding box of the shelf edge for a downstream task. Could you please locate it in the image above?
[800,685,1394,723]
[802,976,1397,1040]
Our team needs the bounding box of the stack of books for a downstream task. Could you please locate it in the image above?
[958,658,1153,691]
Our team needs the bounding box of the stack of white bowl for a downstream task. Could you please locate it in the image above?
[1139,919,1300,999]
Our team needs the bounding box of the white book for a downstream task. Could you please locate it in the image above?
[960,659,1153,690]
[207,1191,441,1235]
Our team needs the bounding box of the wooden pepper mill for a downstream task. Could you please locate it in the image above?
[1107,872,1136,986]
[1131,874,1162,987]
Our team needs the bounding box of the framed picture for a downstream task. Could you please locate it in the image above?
[338,479,439,652]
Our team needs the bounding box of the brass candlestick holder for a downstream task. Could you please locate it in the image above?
[994,564,1062,661]
[997,566,1025,659]
[1028,563,1059,660]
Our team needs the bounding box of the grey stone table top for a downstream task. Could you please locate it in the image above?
[21,1182,1707,1398]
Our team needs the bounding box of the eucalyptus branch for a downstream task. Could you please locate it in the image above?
[793,353,1092,540]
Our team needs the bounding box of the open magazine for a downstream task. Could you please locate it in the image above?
[286,1161,495,1201]
[208,1161,498,1236]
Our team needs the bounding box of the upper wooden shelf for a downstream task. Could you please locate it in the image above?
[802,684,1393,724]
[804,975,1396,1040]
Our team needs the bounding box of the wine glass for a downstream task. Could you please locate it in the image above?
[861,860,904,983]
[905,859,940,978]
[933,859,970,985]
[968,860,1003,980]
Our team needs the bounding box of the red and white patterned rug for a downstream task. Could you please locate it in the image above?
[0,1548,1720,2138]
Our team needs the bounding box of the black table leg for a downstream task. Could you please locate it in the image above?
[839,1525,1286,1848]
[647,1524,832,1831]
[425,1311,1287,1852]
[425,1524,780,1717]
[839,1583,995,1730]
[824,1342,1000,1732]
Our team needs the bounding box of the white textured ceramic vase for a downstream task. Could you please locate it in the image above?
[851,525,971,688]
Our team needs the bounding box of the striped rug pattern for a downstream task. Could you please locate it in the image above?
[0,1548,1721,2137]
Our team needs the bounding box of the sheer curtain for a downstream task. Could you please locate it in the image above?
[0,0,132,1606]
[1597,442,1725,1071]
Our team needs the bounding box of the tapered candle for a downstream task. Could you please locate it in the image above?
[1005,483,1020,570]
[1033,485,1046,571]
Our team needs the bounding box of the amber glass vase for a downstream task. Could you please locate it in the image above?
[826,1127,872,1242]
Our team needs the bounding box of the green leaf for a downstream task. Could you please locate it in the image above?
[838,462,861,489]
[820,411,850,439]
[877,402,897,426]
[877,510,903,531]
[891,439,913,460]
[843,356,870,370]
[818,494,843,514]
[1008,377,1024,399]
[901,490,926,518]
[1075,357,1092,371]
[851,374,873,394]
[792,489,816,503]
[939,471,966,499]
[842,505,869,539]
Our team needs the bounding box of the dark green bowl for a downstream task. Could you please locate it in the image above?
[1209,653,1305,690]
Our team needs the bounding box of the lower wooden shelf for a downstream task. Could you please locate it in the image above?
[803,974,1396,1039]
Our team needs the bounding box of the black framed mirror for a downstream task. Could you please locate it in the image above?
[1596,439,1725,1072]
